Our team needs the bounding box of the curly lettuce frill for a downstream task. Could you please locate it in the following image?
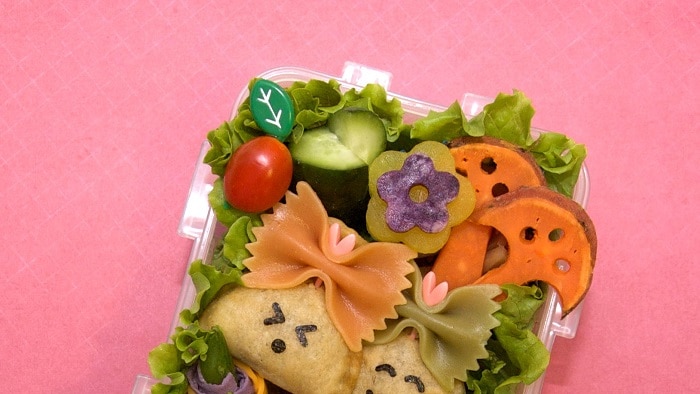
[242,181,417,352]
[372,264,501,391]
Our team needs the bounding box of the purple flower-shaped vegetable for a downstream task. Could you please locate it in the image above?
[377,153,459,233]
[366,141,476,254]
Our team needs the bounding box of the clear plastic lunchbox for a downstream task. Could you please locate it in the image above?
[132,62,591,394]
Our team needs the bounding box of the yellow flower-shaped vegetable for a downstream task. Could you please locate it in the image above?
[367,141,476,254]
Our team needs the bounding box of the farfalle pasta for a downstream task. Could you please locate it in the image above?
[243,181,417,351]
[374,264,502,391]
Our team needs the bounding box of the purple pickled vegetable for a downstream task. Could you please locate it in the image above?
[186,363,255,394]
[377,153,459,233]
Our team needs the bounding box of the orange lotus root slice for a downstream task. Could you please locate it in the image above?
[449,136,546,210]
[472,186,597,315]
[432,137,546,289]
[431,221,492,289]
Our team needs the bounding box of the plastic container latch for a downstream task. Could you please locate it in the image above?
[178,141,217,239]
[341,62,392,90]
[551,299,585,339]
[461,93,494,118]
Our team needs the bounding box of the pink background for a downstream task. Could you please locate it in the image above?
[2,1,698,393]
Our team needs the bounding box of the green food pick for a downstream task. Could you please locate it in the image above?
[250,79,295,141]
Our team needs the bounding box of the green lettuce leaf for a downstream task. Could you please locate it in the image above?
[203,114,261,177]
[287,79,345,141]
[466,284,550,394]
[406,90,535,146]
[203,121,235,177]
[149,343,183,379]
[179,260,243,325]
[410,101,469,142]
[466,90,535,147]
[342,83,405,142]
[529,132,587,197]
[301,78,344,107]
[148,323,234,393]
[221,215,260,270]
[148,343,188,394]
[405,90,585,197]
[207,178,261,228]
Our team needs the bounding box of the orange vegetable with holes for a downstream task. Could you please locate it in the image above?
[431,137,546,288]
[450,136,546,207]
[472,186,597,315]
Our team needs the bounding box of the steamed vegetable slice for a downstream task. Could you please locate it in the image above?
[448,136,546,209]
[431,221,493,289]
[472,186,597,315]
[366,141,475,254]
[431,136,547,289]
[288,126,369,226]
[341,82,405,142]
[289,126,366,170]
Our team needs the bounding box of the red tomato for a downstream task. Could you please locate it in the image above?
[223,136,293,213]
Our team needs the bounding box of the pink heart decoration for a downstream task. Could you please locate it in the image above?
[327,223,356,256]
[422,271,448,306]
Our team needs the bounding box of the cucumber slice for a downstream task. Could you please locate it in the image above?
[292,162,369,229]
[289,125,371,228]
[289,127,365,170]
[327,108,387,165]
[288,109,386,230]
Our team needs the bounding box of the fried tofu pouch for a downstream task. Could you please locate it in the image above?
[199,283,362,394]
[353,333,466,394]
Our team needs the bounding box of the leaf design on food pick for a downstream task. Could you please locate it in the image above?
[256,87,283,129]
[249,79,294,140]
[242,182,417,352]
[372,263,501,391]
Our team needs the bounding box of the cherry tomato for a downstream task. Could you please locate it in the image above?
[223,136,293,213]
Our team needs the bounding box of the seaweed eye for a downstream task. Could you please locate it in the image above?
[295,325,317,347]
[404,375,425,392]
[375,363,397,377]
[263,302,285,325]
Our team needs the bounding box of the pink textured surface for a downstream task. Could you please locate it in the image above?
[2,1,698,393]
